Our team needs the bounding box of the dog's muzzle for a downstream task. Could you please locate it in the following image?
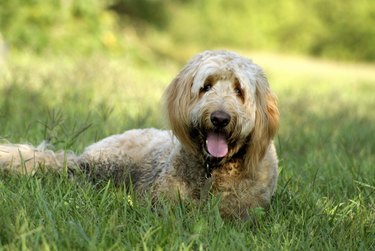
[205,110,231,158]
[210,110,231,128]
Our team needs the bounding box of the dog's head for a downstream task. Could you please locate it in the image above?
[165,50,279,168]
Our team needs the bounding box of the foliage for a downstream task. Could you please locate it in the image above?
[108,0,170,27]
[169,0,375,61]
[0,53,374,249]
[1,0,375,61]
[0,0,119,53]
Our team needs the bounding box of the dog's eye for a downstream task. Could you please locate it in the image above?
[233,78,244,99]
[234,87,242,96]
[200,84,212,93]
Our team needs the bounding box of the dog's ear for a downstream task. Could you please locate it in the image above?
[164,58,201,154]
[246,75,279,170]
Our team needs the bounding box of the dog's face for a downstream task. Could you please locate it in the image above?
[165,50,279,167]
[190,66,257,160]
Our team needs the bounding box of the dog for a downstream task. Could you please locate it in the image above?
[0,50,279,219]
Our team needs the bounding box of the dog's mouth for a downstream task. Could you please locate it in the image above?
[204,131,229,158]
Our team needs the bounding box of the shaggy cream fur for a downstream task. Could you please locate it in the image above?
[0,50,279,218]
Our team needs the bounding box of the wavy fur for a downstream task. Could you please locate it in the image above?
[0,50,279,219]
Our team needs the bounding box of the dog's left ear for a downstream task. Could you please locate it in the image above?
[246,74,279,170]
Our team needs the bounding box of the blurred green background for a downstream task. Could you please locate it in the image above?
[1,0,375,61]
[0,2,375,249]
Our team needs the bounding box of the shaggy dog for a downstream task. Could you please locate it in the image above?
[0,50,279,218]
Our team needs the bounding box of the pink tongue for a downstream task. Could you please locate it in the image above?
[206,132,228,158]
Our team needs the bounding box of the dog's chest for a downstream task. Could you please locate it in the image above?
[209,161,243,191]
[213,161,241,177]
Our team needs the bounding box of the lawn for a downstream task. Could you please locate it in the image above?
[0,51,374,250]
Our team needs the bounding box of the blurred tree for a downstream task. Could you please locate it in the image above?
[0,0,111,53]
[0,0,374,61]
[307,0,375,61]
[0,0,58,52]
[108,0,169,28]
[168,0,375,62]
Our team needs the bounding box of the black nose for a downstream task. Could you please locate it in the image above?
[210,110,231,128]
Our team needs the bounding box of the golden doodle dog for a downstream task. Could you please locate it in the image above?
[0,50,279,218]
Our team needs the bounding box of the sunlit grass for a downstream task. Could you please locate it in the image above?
[0,51,374,249]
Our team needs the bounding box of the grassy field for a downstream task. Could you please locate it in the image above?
[0,51,374,250]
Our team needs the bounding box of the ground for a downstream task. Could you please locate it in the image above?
[0,51,374,250]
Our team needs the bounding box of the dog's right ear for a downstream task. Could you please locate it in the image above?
[164,56,202,154]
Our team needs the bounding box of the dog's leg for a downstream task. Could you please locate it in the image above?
[0,142,138,189]
[0,142,76,174]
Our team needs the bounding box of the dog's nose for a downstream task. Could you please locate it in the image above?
[210,111,231,128]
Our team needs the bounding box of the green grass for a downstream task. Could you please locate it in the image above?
[0,51,374,250]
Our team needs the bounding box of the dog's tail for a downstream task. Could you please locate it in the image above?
[0,141,77,174]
